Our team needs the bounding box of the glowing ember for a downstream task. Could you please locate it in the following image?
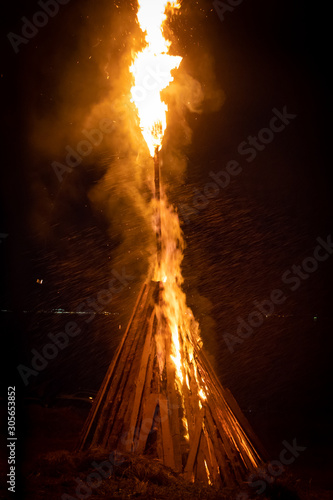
[198,388,207,401]
[130,0,182,156]
[204,460,213,486]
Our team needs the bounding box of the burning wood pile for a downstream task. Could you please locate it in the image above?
[78,280,265,486]
[78,0,265,487]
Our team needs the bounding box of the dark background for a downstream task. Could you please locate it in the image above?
[1,0,332,495]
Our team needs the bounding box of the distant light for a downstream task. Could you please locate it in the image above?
[36,279,43,284]
[313,316,318,322]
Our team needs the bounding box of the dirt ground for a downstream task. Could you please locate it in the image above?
[1,403,332,499]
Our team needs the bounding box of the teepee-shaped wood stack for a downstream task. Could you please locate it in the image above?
[78,278,265,487]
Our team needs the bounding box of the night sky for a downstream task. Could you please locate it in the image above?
[1,0,332,494]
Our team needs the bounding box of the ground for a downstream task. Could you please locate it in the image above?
[1,403,331,499]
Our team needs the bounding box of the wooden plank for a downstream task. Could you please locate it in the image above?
[192,347,253,480]
[135,393,159,454]
[222,405,258,471]
[208,391,254,474]
[181,380,195,443]
[163,320,183,472]
[214,406,245,484]
[194,344,265,463]
[202,422,222,488]
[84,281,152,448]
[100,283,157,449]
[183,408,204,480]
[223,387,267,462]
[96,317,145,449]
[196,445,208,484]
[124,312,155,452]
[77,281,148,450]
[132,318,158,452]
[204,406,236,488]
[159,395,176,470]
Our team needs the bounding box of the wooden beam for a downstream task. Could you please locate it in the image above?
[214,406,245,483]
[202,422,222,488]
[135,393,159,454]
[77,281,149,450]
[183,408,204,481]
[100,283,157,449]
[204,406,236,488]
[194,345,266,464]
[125,312,155,452]
[223,387,267,462]
[164,323,182,472]
[196,446,208,484]
[159,395,176,470]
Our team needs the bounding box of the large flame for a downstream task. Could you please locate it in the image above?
[130,0,182,156]
[130,0,208,460]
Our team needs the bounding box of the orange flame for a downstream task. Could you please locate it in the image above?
[130,0,182,156]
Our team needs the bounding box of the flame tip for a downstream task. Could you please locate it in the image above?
[130,0,182,154]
